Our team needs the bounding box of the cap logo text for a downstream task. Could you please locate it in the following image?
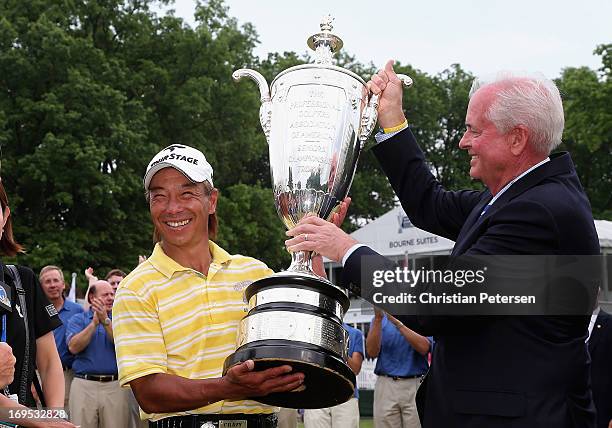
[151,153,199,167]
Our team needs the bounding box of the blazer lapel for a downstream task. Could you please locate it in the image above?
[451,194,491,256]
[588,312,608,353]
[451,153,573,257]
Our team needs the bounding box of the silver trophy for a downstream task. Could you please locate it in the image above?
[223,16,412,408]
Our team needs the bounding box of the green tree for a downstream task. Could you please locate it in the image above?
[215,183,288,271]
[557,44,612,219]
[0,0,268,280]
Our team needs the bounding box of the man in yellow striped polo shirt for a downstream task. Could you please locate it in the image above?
[112,145,304,428]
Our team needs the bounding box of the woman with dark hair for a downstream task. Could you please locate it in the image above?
[0,180,77,427]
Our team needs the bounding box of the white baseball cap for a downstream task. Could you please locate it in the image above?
[144,144,214,189]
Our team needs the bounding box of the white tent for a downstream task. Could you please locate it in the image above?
[349,205,455,257]
[595,220,612,252]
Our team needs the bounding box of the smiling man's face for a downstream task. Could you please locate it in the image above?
[148,167,217,252]
[458,86,514,194]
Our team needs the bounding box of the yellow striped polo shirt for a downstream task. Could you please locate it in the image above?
[113,241,275,421]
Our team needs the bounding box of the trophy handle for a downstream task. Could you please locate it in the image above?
[359,74,414,143]
[233,69,272,143]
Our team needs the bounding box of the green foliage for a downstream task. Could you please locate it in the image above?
[0,0,266,278]
[215,183,289,271]
[557,44,612,219]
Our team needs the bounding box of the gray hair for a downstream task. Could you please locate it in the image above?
[469,71,564,154]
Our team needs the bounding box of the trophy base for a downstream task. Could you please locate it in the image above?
[223,340,355,409]
[224,273,355,408]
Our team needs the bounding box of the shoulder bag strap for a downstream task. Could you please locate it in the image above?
[7,265,30,406]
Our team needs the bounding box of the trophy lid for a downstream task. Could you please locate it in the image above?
[306,15,344,65]
[271,16,365,86]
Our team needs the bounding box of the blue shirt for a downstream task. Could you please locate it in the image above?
[344,323,365,399]
[54,299,84,368]
[372,316,431,377]
[66,310,118,375]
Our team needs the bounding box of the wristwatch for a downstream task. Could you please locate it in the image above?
[103,317,111,326]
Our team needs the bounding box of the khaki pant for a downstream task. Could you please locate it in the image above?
[277,408,298,428]
[373,376,421,428]
[64,369,75,409]
[127,387,148,428]
[69,377,130,428]
[304,397,359,428]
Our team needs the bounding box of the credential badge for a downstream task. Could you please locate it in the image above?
[45,304,59,317]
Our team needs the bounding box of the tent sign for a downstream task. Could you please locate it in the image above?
[389,236,440,248]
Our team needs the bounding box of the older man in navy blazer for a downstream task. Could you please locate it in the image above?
[286,61,600,427]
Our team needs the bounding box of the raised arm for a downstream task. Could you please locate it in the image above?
[365,309,384,358]
[67,313,97,354]
[369,60,483,240]
[386,313,430,356]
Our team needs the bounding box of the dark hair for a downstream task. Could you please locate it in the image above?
[151,181,218,243]
[0,180,24,256]
[105,269,126,280]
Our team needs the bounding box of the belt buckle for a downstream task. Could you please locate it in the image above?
[219,420,247,428]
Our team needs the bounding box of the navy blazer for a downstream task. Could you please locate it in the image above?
[588,309,612,428]
[343,129,600,427]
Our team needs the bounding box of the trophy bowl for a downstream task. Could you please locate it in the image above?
[223,16,412,408]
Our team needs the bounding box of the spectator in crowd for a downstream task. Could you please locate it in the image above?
[0,179,75,427]
[67,280,129,428]
[113,144,305,427]
[588,300,612,428]
[82,265,144,428]
[83,267,125,307]
[0,343,15,388]
[285,62,600,427]
[304,322,365,428]
[83,265,144,428]
[82,267,97,311]
[104,269,126,293]
[39,265,84,408]
[366,309,430,428]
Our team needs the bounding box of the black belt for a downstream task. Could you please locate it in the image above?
[149,413,278,428]
[74,373,118,382]
[377,373,423,380]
